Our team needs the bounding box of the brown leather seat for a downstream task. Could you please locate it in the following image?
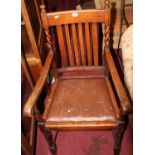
[44,77,118,129]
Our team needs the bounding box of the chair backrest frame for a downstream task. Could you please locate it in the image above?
[40,1,110,69]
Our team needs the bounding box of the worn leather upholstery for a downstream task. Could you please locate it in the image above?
[45,77,117,128]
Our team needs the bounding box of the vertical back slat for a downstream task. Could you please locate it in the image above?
[71,24,81,66]
[56,25,68,67]
[78,23,86,66]
[85,23,92,65]
[92,23,99,65]
[64,24,75,66]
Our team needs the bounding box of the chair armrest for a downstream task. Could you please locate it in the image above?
[105,50,132,115]
[23,50,54,117]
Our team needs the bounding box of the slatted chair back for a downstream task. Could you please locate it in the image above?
[40,3,110,68]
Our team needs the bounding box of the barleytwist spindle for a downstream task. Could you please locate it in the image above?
[40,5,53,48]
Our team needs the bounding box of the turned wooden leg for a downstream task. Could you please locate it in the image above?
[38,122,57,155]
[35,108,57,154]
[113,119,127,155]
[44,129,57,154]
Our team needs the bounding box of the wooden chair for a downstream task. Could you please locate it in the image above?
[23,0,132,154]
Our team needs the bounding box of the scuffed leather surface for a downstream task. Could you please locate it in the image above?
[46,77,116,123]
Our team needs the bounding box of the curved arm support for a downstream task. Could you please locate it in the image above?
[105,50,132,115]
[23,49,54,117]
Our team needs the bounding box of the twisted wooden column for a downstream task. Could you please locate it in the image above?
[104,24,110,52]
[40,5,53,48]
[45,29,53,47]
[40,5,58,79]
[104,0,110,52]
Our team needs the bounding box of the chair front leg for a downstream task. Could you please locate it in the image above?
[113,118,128,155]
[35,109,57,155]
[44,128,57,155]
[38,121,57,155]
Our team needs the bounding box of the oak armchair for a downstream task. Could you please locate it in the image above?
[23,0,132,154]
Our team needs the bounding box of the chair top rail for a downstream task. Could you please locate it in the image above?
[46,9,109,26]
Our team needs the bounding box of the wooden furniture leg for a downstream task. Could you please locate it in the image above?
[35,109,57,155]
[21,132,33,155]
[38,122,57,154]
[113,118,127,155]
[44,129,57,154]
